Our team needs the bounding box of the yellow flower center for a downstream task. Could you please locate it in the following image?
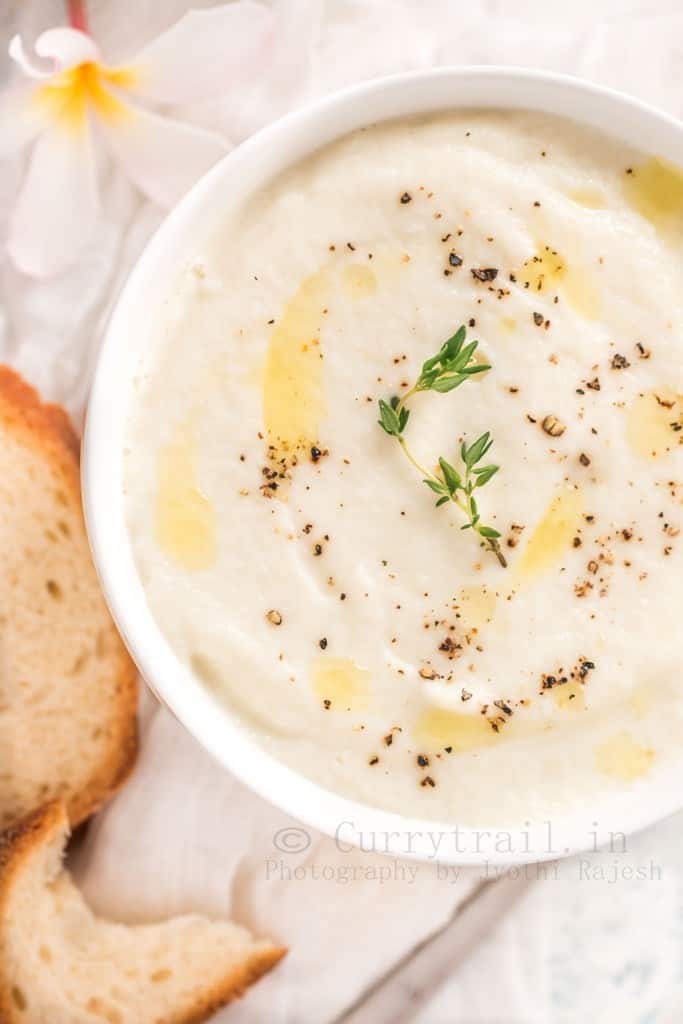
[35,62,137,132]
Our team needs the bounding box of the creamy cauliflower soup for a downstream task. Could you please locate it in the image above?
[124,111,683,825]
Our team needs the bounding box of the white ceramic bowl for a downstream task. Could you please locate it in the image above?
[83,67,683,866]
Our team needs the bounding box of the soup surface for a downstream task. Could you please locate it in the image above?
[124,111,683,825]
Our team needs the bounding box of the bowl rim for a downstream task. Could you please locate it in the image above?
[83,64,683,866]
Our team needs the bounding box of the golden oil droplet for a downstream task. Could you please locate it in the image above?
[623,157,683,235]
[568,188,606,210]
[311,657,370,711]
[342,263,377,298]
[521,247,600,320]
[415,707,503,752]
[263,268,330,453]
[562,266,600,320]
[513,486,583,584]
[629,684,653,720]
[457,586,497,632]
[499,316,517,335]
[553,683,585,712]
[156,423,216,571]
[595,730,654,781]
[626,391,680,459]
[521,247,566,294]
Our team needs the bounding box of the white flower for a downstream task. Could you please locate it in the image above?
[1,4,272,277]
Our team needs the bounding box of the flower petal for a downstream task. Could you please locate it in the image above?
[8,35,52,78]
[9,28,100,78]
[0,84,45,159]
[36,28,100,71]
[127,2,273,105]
[96,99,226,207]
[8,120,99,277]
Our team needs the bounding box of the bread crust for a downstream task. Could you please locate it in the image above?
[168,945,287,1024]
[0,802,67,1023]
[0,367,138,828]
[0,798,66,885]
[0,802,286,1024]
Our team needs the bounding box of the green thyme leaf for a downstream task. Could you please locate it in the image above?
[473,464,499,486]
[424,478,447,495]
[438,457,461,495]
[443,325,466,359]
[431,374,467,393]
[452,339,478,370]
[421,352,443,375]
[378,399,401,436]
[464,432,492,468]
[376,326,506,566]
[459,363,490,376]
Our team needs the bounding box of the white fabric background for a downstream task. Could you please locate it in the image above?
[1,2,682,1022]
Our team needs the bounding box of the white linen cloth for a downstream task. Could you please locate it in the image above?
[1,2,682,1022]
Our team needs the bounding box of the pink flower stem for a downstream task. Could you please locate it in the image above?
[66,0,89,32]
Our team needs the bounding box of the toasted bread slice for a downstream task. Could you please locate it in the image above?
[0,801,285,1023]
[0,367,137,829]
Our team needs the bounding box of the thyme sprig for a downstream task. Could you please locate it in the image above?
[378,326,506,567]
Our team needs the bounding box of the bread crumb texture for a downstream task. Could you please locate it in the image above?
[0,802,285,1023]
[0,368,138,829]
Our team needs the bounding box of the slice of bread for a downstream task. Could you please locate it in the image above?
[0,801,286,1023]
[0,367,138,829]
